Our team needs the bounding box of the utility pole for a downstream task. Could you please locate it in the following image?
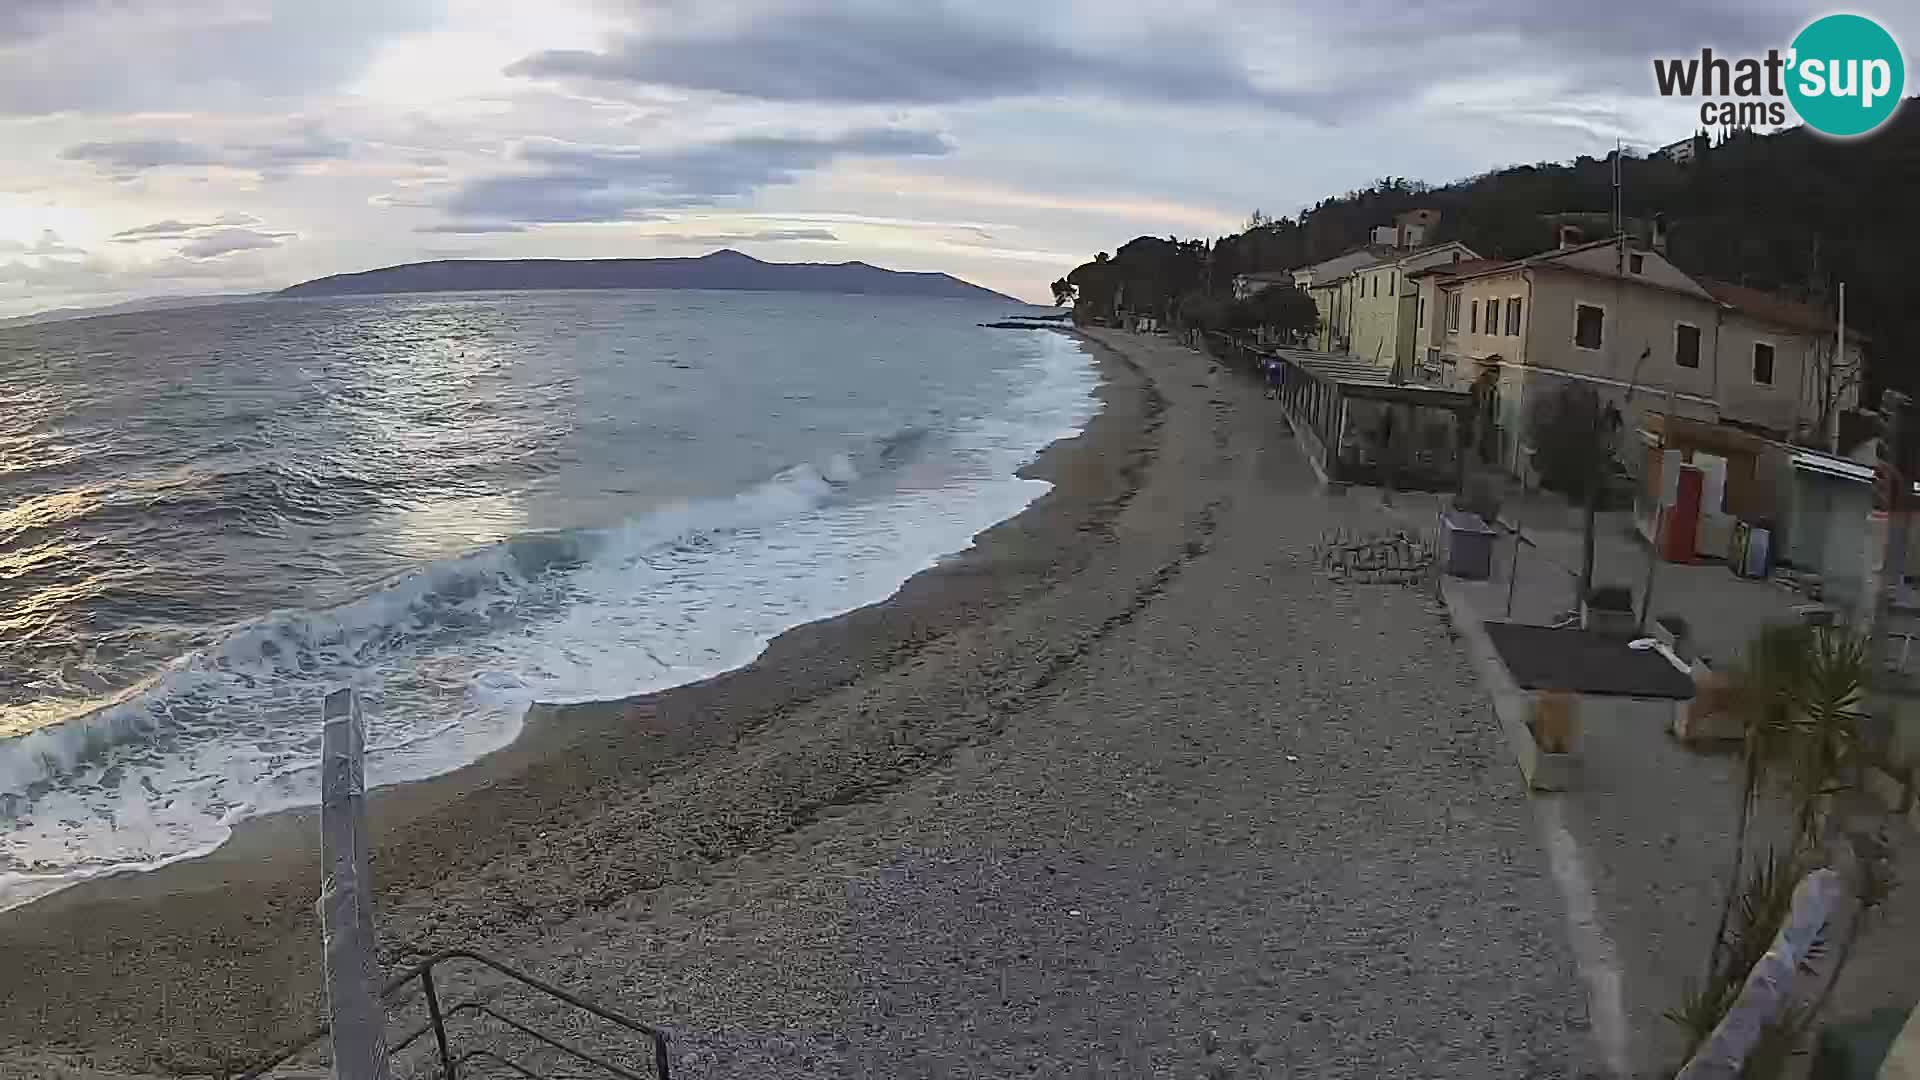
[1579,143,1627,609]
[1862,391,1911,657]
[1832,282,1846,453]
[1637,386,1677,634]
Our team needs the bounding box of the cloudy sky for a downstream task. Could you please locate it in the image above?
[0,0,1911,315]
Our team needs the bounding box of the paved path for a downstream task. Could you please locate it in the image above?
[432,331,1594,1079]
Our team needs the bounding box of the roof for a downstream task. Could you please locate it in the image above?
[1414,256,1514,280]
[1790,449,1874,483]
[1262,347,1472,402]
[1701,279,1863,342]
[1293,245,1395,286]
[1434,236,1714,301]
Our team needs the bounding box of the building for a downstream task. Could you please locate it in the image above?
[1656,131,1709,165]
[1410,233,1864,479]
[1367,209,1442,250]
[1231,270,1296,301]
[1326,241,1478,374]
[1291,246,1393,352]
[1394,209,1441,249]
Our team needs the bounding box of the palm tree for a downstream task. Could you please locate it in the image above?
[1703,623,1813,981]
[1678,623,1879,1067]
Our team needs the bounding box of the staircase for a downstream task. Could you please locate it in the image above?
[232,948,670,1080]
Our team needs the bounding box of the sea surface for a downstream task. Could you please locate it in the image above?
[0,290,1097,910]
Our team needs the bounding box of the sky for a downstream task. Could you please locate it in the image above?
[0,0,1913,315]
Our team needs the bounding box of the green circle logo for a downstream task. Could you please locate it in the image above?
[1787,14,1905,137]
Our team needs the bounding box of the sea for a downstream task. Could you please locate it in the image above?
[0,290,1099,910]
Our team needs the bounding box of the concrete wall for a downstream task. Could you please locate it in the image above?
[1716,310,1810,432]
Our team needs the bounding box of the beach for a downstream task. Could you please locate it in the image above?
[1,330,1589,1078]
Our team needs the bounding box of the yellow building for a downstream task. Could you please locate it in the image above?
[1291,247,1391,352]
[1328,242,1479,373]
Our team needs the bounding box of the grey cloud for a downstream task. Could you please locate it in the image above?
[0,0,89,42]
[178,228,294,260]
[63,138,214,172]
[1274,0,1809,100]
[507,8,1336,112]
[112,218,224,241]
[654,228,840,244]
[441,127,950,226]
[414,222,530,234]
[113,215,269,242]
[0,0,438,115]
[62,126,350,179]
[509,1,1825,118]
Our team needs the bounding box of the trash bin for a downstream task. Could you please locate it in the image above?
[1728,519,1774,579]
[1442,509,1498,580]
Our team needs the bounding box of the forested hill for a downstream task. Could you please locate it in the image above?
[280,249,1020,304]
[1066,100,1920,396]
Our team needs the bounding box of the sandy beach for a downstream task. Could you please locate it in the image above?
[1,330,1590,1078]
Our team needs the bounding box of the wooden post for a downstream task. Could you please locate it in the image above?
[318,687,393,1080]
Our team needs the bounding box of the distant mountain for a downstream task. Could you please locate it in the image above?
[0,292,262,329]
[278,249,1021,304]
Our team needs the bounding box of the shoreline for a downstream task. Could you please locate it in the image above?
[0,333,1162,1073]
[0,329,1099,917]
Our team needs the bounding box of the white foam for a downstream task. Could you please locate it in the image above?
[0,331,1099,912]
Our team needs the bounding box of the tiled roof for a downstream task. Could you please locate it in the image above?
[1702,279,1863,341]
[1418,257,1516,281]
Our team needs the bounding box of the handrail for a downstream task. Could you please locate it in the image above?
[233,948,669,1080]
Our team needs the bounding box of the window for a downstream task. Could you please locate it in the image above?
[1446,292,1461,332]
[1388,271,1396,295]
[1753,341,1774,384]
[1629,253,1645,274]
[1574,303,1604,349]
[1417,294,1426,327]
[1470,299,1479,333]
[1485,298,1500,335]
[1506,296,1523,335]
[1675,323,1700,368]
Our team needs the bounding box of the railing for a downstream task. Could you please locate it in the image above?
[233,947,671,1080]
[231,688,669,1080]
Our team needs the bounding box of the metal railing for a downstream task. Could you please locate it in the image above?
[234,947,670,1080]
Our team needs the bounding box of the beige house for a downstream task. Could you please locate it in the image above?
[1412,236,1864,475]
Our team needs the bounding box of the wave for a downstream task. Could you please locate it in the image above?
[0,329,1101,910]
[0,445,874,801]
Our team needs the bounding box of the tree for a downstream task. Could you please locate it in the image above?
[1174,289,1231,332]
[1670,624,1889,1075]
[1233,284,1319,342]
[1526,383,1622,605]
[1805,334,1863,451]
[1049,278,1077,307]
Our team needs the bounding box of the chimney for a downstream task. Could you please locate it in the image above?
[1558,224,1585,250]
[1652,212,1669,256]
